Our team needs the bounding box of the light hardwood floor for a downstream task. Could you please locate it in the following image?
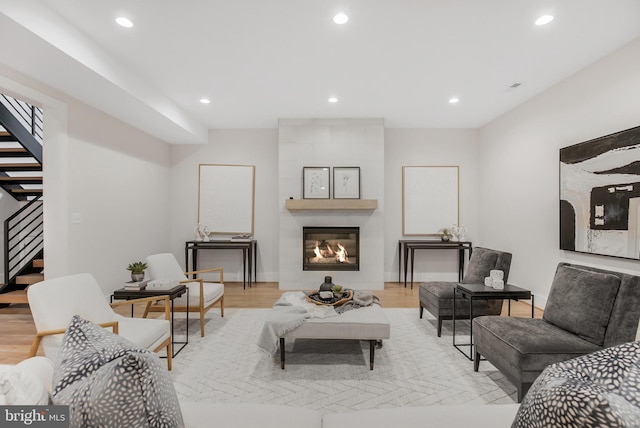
[0,281,542,365]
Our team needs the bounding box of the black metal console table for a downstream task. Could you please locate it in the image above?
[398,240,473,288]
[185,239,257,289]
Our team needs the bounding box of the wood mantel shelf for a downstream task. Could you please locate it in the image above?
[285,199,378,211]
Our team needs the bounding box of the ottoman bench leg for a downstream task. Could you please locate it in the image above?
[280,337,285,369]
[370,340,375,370]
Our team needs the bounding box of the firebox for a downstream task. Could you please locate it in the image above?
[303,227,359,271]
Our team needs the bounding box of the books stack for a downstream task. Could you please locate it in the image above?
[124,280,148,290]
[232,234,252,240]
[146,279,180,290]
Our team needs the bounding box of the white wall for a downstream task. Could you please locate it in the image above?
[170,129,279,281]
[478,37,640,307]
[0,187,23,280]
[66,103,172,291]
[384,129,481,282]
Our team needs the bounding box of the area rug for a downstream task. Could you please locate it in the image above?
[168,308,516,413]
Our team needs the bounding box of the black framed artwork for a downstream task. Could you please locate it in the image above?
[333,167,360,199]
[303,167,330,199]
[560,125,640,259]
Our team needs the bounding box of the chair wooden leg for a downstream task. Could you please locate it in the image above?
[166,342,172,371]
[143,301,152,318]
[220,295,224,317]
[200,309,205,337]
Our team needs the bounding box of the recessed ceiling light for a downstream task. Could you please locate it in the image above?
[328,97,338,103]
[333,13,349,24]
[449,97,460,104]
[200,98,211,104]
[535,15,554,26]
[115,17,133,28]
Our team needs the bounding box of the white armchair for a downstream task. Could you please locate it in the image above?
[146,253,224,337]
[27,273,173,370]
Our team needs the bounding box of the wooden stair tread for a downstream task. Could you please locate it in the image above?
[0,176,42,181]
[10,189,43,193]
[0,147,26,153]
[16,273,43,285]
[0,163,41,167]
[0,290,28,304]
[33,259,44,268]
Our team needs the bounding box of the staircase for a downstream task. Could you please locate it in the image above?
[0,94,44,303]
[0,94,43,200]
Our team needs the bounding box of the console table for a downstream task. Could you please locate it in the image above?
[185,240,257,289]
[398,240,473,288]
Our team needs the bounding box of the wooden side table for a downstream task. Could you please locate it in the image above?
[111,284,189,358]
[453,283,533,361]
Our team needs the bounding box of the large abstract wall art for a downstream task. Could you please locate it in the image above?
[560,125,640,259]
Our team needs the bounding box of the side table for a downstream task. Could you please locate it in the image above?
[111,284,189,358]
[453,283,533,361]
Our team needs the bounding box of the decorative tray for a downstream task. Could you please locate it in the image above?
[306,290,353,306]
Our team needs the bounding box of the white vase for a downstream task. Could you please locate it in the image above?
[451,225,460,242]
[458,225,467,242]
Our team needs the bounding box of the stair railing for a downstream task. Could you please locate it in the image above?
[4,197,43,285]
[0,94,43,143]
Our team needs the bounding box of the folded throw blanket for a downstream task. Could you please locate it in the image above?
[257,292,338,354]
[335,290,380,314]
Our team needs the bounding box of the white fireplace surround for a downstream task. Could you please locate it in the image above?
[278,118,385,290]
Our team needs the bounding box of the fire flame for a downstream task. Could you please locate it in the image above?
[336,243,348,262]
[312,241,349,263]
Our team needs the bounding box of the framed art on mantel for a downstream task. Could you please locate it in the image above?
[333,167,360,199]
[560,125,640,260]
[303,167,330,199]
[402,166,459,235]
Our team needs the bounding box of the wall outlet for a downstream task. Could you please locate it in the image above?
[71,213,82,224]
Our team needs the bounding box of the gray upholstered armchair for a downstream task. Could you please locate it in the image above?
[419,247,512,336]
[473,263,640,402]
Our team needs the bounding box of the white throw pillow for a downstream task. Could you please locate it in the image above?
[0,364,48,405]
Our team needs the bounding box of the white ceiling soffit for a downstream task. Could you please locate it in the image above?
[0,2,207,145]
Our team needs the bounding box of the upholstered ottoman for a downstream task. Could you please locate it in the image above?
[280,304,390,370]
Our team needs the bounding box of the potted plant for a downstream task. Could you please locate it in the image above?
[331,284,344,298]
[439,228,453,242]
[126,261,147,282]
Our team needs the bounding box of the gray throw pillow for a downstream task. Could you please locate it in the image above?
[52,315,184,428]
[543,265,620,346]
[512,342,640,427]
[461,248,498,284]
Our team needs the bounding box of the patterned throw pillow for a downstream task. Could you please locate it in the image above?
[512,342,640,427]
[52,315,184,428]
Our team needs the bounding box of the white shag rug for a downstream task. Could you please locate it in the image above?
[168,308,516,413]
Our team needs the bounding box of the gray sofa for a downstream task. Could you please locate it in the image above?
[473,262,640,402]
[419,247,512,336]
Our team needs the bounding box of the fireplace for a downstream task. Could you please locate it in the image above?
[303,227,359,271]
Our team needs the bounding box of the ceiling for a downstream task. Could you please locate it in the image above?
[1,1,639,144]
